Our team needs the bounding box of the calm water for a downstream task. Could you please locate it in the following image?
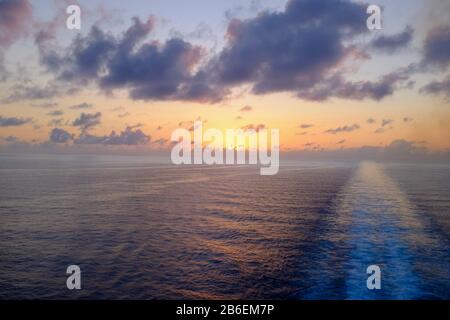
[0,154,449,299]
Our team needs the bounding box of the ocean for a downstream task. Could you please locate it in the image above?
[0,153,448,299]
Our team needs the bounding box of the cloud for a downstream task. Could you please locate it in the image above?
[382,119,394,127]
[422,24,450,69]
[49,128,73,143]
[294,70,411,101]
[337,139,346,144]
[1,83,78,104]
[412,24,450,100]
[299,123,314,129]
[384,139,426,157]
[40,24,116,78]
[46,110,63,117]
[374,127,386,134]
[204,0,408,101]
[0,0,32,49]
[74,126,150,145]
[366,117,376,124]
[152,137,169,147]
[111,106,125,112]
[36,0,410,103]
[282,139,448,162]
[209,0,367,92]
[325,123,360,134]
[1,84,59,103]
[303,142,321,150]
[0,115,32,127]
[30,102,59,109]
[240,105,252,112]
[40,17,225,103]
[241,123,266,131]
[0,135,18,143]
[369,26,413,53]
[0,0,32,80]
[70,103,94,110]
[48,118,64,127]
[403,117,414,123]
[420,75,450,99]
[118,112,130,119]
[72,112,102,131]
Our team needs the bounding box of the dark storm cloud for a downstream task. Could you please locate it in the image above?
[422,24,450,69]
[370,26,413,53]
[325,123,360,134]
[0,115,32,127]
[72,112,102,131]
[74,126,150,145]
[49,128,73,143]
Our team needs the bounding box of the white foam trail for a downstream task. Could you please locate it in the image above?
[337,161,423,299]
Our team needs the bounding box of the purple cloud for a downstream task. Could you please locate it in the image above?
[370,26,413,53]
[49,128,73,143]
[72,112,102,131]
[0,0,32,49]
[0,115,32,127]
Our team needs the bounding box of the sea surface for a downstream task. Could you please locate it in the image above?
[0,153,449,299]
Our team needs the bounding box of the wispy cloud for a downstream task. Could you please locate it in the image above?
[0,115,32,127]
[370,26,413,53]
[70,103,94,110]
[72,112,102,131]
[325,124,360,134]
[240,105,252,112]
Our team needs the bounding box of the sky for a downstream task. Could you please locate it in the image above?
[0,0,449,159]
